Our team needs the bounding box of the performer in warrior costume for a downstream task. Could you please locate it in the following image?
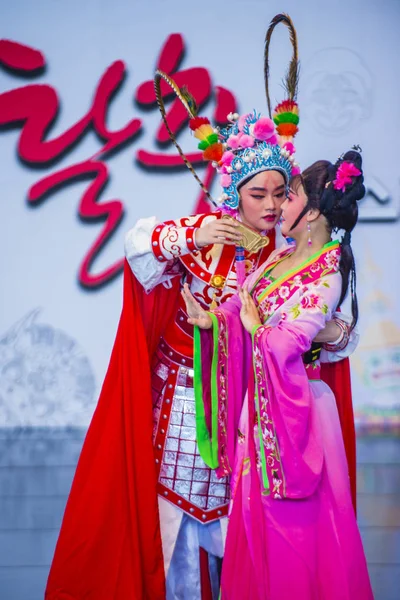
[45,15,358,600]
[183,149,373,599]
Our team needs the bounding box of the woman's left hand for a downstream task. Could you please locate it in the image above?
[238,286,262,334]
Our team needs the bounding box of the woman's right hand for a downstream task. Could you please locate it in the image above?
[181,283,213,329]
[195,218,243,248]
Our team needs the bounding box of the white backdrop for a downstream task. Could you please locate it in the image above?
[1,0,399,429]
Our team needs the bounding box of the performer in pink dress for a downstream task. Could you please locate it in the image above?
[184,150,373,599]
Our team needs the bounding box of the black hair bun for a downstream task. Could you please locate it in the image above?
[335,150,365,204]
[320,149,365,232]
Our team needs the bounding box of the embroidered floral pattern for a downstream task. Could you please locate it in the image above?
[253,243,340,325]
[214,310,231,477]
[324,248,340,272]
[238,429,246,445]
[254,276,273,296]
[272,470,283,499]
[258,296,279,321]
[278,285,290,299]
[253,326,285,498]
[300,291,323,310]
[286,285,330,321]
[255,449,262,471]
[290,275,303,289]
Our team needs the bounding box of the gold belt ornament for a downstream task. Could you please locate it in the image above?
[210,274,227,309]
[221,215,270,253]
[210,274,226,289]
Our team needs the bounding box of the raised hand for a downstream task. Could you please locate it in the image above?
[181,283,213,329]
[195,218,243,247]
[238,286,262,334]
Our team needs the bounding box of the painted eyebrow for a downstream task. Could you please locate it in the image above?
[248,184,285,192]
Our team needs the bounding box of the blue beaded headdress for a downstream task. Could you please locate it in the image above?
[154,14,300,209]
[214,109,299,209]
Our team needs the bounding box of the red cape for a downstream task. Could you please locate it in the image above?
[321,359,357,511]
[46,261,356,599]
[45,262,179,600]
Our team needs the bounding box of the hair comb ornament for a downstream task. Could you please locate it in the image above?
[153,13,301,211]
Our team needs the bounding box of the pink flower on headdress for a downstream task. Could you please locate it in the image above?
[283,142,296,155]
[227,134,242,149]
[221,174,232,187]
[239,134,255,148]
[238,113,252,132]
[220,151,235,166]
[253,117,275,141]
[333,162,361,192]
[267,134,278,146]
[291,165,301,176]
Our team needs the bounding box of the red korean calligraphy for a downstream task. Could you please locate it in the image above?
[0,36,238,288]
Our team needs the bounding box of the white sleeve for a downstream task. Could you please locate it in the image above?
[124,216,181,293]
[320,311,360,363]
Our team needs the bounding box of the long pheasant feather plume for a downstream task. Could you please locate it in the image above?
[264,13,300,118]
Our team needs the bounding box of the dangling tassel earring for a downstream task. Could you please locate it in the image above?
[307,222,312,247]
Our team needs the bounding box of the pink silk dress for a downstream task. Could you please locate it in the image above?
[194,241,373,599]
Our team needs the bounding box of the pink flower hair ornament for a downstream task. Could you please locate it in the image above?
[333,162,362,192]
